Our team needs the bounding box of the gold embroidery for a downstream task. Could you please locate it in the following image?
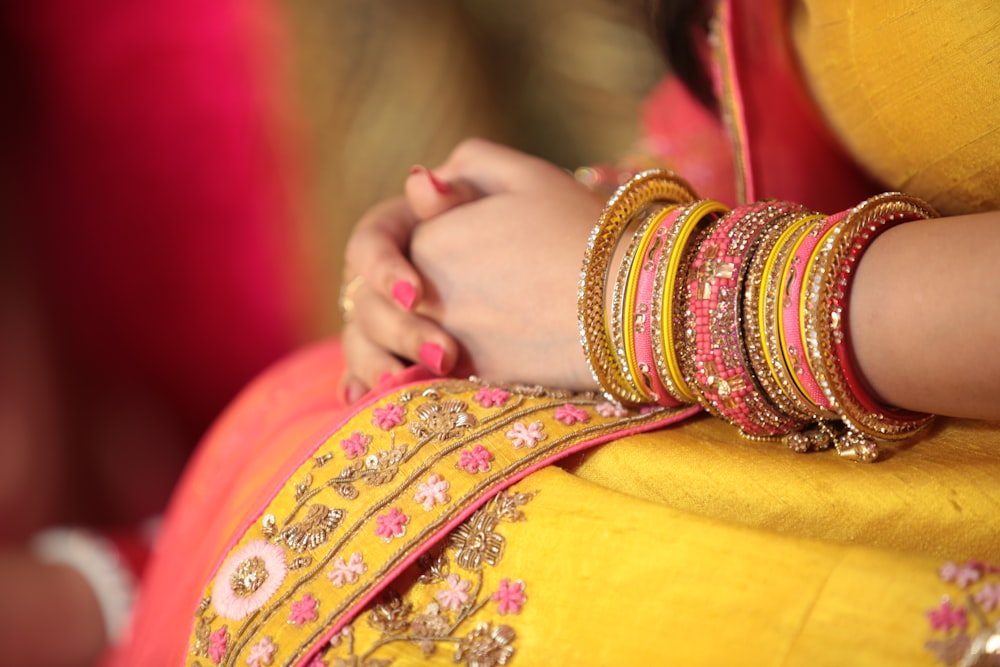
[184,379,684,666]
[230,557,269,597]
[278,504,345,552]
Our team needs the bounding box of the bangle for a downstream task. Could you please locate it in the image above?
[629,206,686,405]
[780,211,846,411]
[686,201,808,438]
[806,192,938,448]
[743,210,826,420]
[611,204,676,402]
[579,170,697,404]
[657,200,730,404]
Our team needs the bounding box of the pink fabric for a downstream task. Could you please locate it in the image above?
[7,0,309,431]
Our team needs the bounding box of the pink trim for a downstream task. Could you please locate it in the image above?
[632,209,684,406]
[296,405,701,665]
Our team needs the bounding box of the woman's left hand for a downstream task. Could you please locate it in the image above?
[402,138,604,391]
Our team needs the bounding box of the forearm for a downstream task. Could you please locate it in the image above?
[850,211,1000,419]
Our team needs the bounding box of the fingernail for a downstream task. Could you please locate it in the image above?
[410,164,452,194]
[343,382,365,405]
[392,280,417,311]
[377,371,393,385]
[426,170,452,194]
[419,342,446,375]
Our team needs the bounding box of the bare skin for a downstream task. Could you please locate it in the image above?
[342,138,1000,422]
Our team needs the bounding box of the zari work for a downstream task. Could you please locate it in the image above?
[184,379,693,666]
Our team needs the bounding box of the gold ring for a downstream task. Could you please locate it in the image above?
[339,275,365,323]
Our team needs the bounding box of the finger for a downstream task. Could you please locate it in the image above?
[345,196,424,310]
[433,137,574,196]
[351,282,458,377]
[404,164,484,222]
[340,321,408,391]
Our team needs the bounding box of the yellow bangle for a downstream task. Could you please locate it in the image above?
[579,170,697,405]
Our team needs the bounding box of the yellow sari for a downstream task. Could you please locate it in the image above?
[108,1,1000,665]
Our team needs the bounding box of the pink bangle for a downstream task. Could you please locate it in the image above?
[687,201,807,438]
[807,192,938,440]
[630,207,685,406]
[778,211,847,412]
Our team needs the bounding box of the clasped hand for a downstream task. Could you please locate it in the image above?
[340,138,604,402]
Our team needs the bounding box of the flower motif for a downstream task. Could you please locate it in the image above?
[415,474,451,511]
[457,445,494,474]
[435,573,473,611]
[288,592,319,625]
[212,539,287,621]
[595,401,628,418]
[505,421,546,449]
[492,579,527,615]
[927,598,968,633]
[940,561,981,588]
[327,552,367,587]
[410,602,452,638]
[454,623,516,667]
[474,387,511,408]
[974,582,1000,612]
[410,400,478,440]
[339,431,370,459]
[450,510,504,570]
[372,403,405,430]
[208,625,229,664]
[246,636,277,667]
[554,404,590,425]
[374,507,410,541]
[367,592,413,635]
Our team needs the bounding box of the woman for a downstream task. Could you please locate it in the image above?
[111,0,1000,665]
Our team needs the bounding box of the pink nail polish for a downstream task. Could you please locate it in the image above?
[377,371,393,385]
[425,170,452,195]
[419,342,446,375]
[392,280,417,311]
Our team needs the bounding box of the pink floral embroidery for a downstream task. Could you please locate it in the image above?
[974,582,1000,612]
[246,636,277,666]
[208,625,229,664]
[505,421,546,449]
[306,657,329,667]
[492,579,527,615]
[327,552,367,587]
[474,387,511,408]
[414,473,451,511]
[595,401,628,418]
[372,403,405,430]
[212,539,287,621]
[339,431,370,459]
[457,445,494,473]
[939,561,982,589]
[374,507,409,541]
[435,573,472,611]
[554,404,590,425]
[288,592,319,625]
[927,599,968,633]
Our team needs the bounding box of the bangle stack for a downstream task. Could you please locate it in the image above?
[578,169,939,462]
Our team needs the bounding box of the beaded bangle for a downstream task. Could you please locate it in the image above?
[655,200,730,404]
[742,210,824,421]
[611,204,673,402]
[628,206,686,405]
[579,170,697,404]
[686,201,808,438]
[805,192,938,443]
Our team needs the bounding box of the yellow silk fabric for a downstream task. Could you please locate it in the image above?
[790,0,1000,215]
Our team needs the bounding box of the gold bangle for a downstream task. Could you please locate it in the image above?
[579,170,697,405]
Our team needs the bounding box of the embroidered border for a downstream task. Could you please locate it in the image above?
[185,379,694,666]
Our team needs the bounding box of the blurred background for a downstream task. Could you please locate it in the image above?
[283,0,665,334]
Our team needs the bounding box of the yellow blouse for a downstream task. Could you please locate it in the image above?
[790,0,1000,215]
